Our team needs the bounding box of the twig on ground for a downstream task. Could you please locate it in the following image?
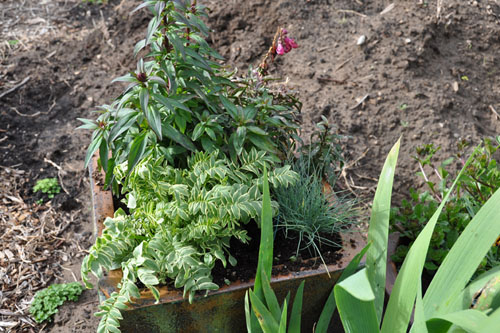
[43,157,70,195]
[10,107,50,118]
[337,9,367,18]
[489,105,499,120]
[338,148,372,201]
[334,56,353,72]
[0,77,30,99]
[57,264,78,282]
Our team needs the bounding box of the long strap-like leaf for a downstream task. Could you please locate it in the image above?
[423,187,500,318]
[315,242,371,333]
[366,139,400,323]
[381,148,477,333]
[334,268,380,333]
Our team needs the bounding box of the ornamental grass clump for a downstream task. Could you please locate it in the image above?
[275,117,358,266]
[78,1,303,332]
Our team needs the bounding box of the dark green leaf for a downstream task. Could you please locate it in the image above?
[99,138,109,172]
[77,118,98,130]
[84,133,103,169]
[144,105,162,140]
[127,131,148,174]
[289,281,304,333]
[162,124,197,152]
[139,88,149,115]
[112,74,138,84]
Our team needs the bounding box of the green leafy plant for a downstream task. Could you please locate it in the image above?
[79,1,304,332]
[274,151,358,267]
[334,139,500,332]
[296,116,344,183]
[29,282,83,323]
[82,149,298,332]
[390,138,500,275]
[78,0,300,192]
[33,177,61,201]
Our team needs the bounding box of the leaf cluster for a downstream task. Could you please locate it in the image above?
[78,1,304,332]
[82,150,298,332]
[296,116,344,183]
[33,177,61,199]
[29,282,83,323]
[78,0,300,192]
[335,139,500,333]
[245,170,368,333]
[390,137,500,275]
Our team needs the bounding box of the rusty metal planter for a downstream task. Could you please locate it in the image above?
[89,157,365,332]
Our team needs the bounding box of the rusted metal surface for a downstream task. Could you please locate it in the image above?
[89,155,114,238]
[91,164,366,332]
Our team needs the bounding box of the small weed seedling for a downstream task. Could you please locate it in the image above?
[33,178,61,203]
[29,282,84,323]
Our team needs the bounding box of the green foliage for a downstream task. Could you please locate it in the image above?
[274,151,358,266]
[390,138,500,275]
[78,0,300,191]
[334,140,500,333]
[29,282,83,323]
[296,116,344,183]
[82,151,298,332]
[33,177,61,200]
[79,1,304,332]
[245,171,368,333]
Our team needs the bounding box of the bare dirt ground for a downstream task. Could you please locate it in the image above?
[0,0,499,331]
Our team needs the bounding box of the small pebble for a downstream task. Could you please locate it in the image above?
[357,35,367,46]
[405,38,412,44]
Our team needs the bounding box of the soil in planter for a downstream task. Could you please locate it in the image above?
[211,221,344,286]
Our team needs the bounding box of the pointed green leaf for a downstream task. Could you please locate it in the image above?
[366,139,400,323]
[288,281,304,333]
[383,148,477,333]
[249,289,280,333]
[260,268,281,322]
[127,131,148,174]
[254,167,273,302]
[84,132,103,169]
[334,268,380,333]
[315,242,371,333]
[162,124,197,151]
[278,299,287,333]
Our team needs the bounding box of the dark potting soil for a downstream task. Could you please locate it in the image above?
[211,220,344,286]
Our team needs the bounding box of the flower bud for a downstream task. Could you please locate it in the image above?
[136,72,148,83]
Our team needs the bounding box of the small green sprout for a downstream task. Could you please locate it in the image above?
[29,282,84,323]
[399,103,408,111]
[33,178,61,201]
[461,75,469,81]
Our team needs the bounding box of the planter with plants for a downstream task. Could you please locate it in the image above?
[79,1,362,332]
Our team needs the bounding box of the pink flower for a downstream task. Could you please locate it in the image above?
[284,36,298,49]
[283,42,291,53]
[276,43,285,55]
[281,28,288,35]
